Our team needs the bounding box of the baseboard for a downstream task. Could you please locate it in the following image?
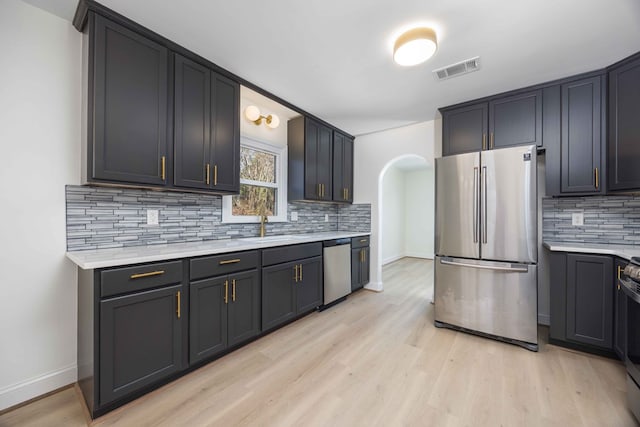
[404,252,434,260]
[364,281,383,292]
[538,313,550,326]
[0,364,76,412]
[382,254,404,265]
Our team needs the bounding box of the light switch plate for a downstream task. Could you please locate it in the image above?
[572,212,584,226]
[290,212,298,221]
[147,209,159,225]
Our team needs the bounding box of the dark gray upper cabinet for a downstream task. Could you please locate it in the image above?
[560,76,604,194]
[90,14,169,186]
[566,253,613,350]
[189,276,227,364]
[489,90,542,149]
[608,55,640,191]
[295,256,323,313]
[288,116,333,201]
[332,131,354,203]
[442,103,487,156]
[614,257,628,360]
[227,270,260,348]
[174,54,211,190]
[100,284,183,406]
[173,54,239,193]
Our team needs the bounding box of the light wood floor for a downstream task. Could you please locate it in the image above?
[1,258,637,426]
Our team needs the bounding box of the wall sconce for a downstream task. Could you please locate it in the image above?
[245,105,280,129]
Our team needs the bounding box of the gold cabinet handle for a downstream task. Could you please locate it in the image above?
[214,165,218,186]
[219,259,241,265]
[206,164,210,185]
[360,239,367,243]
[595,167,599,189]
[294,264,299,282]
[176,291,181,319]
[618,265,623,280]
[317,183,321,197]
[161,156,166,181]
[299,264,303,281]
[361,250,364,263]
[482,133,486,150]
[224,280,229,304]
[130,270,165,279]
[232,279,236,302]
[490,132,494,149]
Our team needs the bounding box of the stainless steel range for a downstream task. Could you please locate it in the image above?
[619,258,640,422]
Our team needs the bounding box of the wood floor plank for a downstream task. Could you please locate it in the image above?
[1,258,636,426]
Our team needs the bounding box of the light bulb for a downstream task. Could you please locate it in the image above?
[266,114,280,129]
[245,105,261,122]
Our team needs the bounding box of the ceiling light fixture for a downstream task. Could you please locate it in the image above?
[245,105,280,129]
[393,27,438,66]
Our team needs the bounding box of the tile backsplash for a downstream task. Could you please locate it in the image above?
[543,195,640,245]
[66,185,371,251]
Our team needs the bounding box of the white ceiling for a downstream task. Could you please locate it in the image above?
[23,0,640,136]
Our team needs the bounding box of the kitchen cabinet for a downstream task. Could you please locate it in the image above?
[189,251,260,364]
[549,251,614,353]
[332,131,354,203]
[608,54,640,191]
[78,260,186,417]
[560,75,605,194]
[174,54,240,193]
[614,257,629,360]
[88,13,170,187]
[261,242,323,331]
[351,236,370,291]
[441,89,542,156]
[288,116,333,201]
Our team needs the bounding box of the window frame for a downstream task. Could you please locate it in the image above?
[222,136,288,223]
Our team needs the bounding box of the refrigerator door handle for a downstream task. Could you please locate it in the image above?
[473,167,479,243]
[440,258,529,273]
[481,166,488,244]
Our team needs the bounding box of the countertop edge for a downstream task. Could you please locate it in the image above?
[66,232,370,270]
[543,241,638,261]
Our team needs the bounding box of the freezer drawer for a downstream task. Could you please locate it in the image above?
[434,256,538,347]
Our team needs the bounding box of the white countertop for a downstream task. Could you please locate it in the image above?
[66,232,370,270]
[543,241,640,261]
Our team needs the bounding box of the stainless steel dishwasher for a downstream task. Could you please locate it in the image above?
[321,238,352,309]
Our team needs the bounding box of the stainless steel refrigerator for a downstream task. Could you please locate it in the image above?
[434,144,538,351]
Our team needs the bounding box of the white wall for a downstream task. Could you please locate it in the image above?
[381,166,405,264]
[404,168,435,259]
[354,121,435,291]
[0,0,81,410]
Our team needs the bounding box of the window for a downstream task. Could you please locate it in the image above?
[222,137,287,223]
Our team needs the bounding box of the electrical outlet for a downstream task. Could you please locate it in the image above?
[147,209,159,225]
[290,212,298,221]
[324,214,329,222]
[571,212,584,226]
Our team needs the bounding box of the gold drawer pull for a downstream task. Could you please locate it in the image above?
[294,264,299,282]
[299,264,303,281]
[219,259,241,265]
[360,239,367,243]
[224,280,229,304]
[232,279,236,302]
[161,156,166,181]
[214,165,218,186]
[130,270,165,279]
[206,164,210,185]
[176,291,181,319]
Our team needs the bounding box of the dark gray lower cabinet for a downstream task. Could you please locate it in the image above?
[189,269,260,364]
[614,257,629,359]
[351,236,370,292]
[296,257,323,313]
[551,252,614,353]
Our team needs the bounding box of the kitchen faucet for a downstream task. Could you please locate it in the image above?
[260,215,268,238]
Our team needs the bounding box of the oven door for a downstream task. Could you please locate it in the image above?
[621,276,640,421]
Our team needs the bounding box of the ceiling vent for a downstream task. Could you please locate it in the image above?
[433,56,480,81]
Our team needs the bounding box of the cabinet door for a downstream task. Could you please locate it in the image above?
[174,54,211,189]
[351,248,362,292]
[304,118,333,200]
[332,132,353,203]
[361,247,370,286]
[561,76,603,194]
[92,15,169,186]
[211,73,240,193]
[189,277,228,364]
[442,103,488,156]
[614,258,629,360]
[227,270,261,348]
[566,254,613,349]
[262,261,296,331]
[296,256,323,314]
[608,58,640,191]
[489,90,542,149]
[100,285,182,405]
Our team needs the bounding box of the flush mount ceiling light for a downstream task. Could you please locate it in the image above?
[393,27,438,66]
[245,105,280,129]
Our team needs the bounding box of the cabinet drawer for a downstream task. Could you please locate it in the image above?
[351,236,370,248]
[100,260,183,298]
[190,250,259,280]
[262,243,322,267]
